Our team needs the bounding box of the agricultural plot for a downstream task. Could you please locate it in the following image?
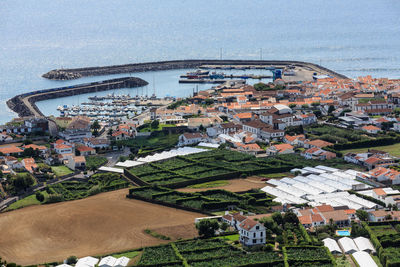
[362,222,400,267]
[128,186,278,214]
[284,246,334,266]
[46,173,129,201]
[127,149,331,188]
[136,239,284,267]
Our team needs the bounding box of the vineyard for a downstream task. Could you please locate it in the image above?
[128,186,279,213]
[363,221,400,267]
[127,149,335,188]
[136,239,284,267]
[45,173,129,201]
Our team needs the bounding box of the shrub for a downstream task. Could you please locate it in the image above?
[66,256,77,264]
[35,191,45,202]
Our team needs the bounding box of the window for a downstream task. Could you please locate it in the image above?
[256,226,259,230]
[253,239,256,244]
[253,233,256,238]
[260,232,263,237]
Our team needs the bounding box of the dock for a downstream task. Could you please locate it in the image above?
[180,74,273,79]
[179,79,245,84]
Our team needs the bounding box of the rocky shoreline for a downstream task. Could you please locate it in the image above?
[42,59,347,80]
[7,77,148,118]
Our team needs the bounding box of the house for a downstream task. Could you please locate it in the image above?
[299,113,317,125]
[187,116,222,129]
[179,132,206,146]
[65,155,86,171]
[298,213,325,228]
[222,212,247,230]
[22,158,37,173]
[0,145,23,156]
[23,144,48,155]
[54,143,74,155]
[239,218,266,246]
[266,143,294,155]
[84,138,110,149]
[233,112,253,123]
[368,210,400,222]
[111,131,129,141]
[260,127,285,141]
[320,210,351,227]
[59,116,92,143]
[369,167,400,185]
[361,125,380,134]
[76,145,96,156]
[0,132,13,142]
[242,120,269,137]
[235,143,263,155]
[304,139,333,149]
[301,147,336,160]
[283,134,305,146]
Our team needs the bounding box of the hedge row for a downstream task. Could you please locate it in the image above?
[349,190,386,207]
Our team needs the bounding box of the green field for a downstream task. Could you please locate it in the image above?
[340,142,400,157]
[138,123,176,132]
[188,180,229,189]
[85,156,108,169]
[6,191,49,211]
[51,166,74,177]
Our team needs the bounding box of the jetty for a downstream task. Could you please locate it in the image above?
[42,59,347,80]
[7,77,148,118]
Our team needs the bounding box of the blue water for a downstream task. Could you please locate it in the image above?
[1,0,400,123]
[336,230,351,236]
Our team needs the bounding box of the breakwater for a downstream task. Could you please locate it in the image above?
[42,59,347,80]
[7,77,148,118]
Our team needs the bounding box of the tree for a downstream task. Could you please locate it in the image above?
[385,214,393,221]
[283,211,299,225]
[151,120,159,129]
[196,219,219,238]
[254,83,269,91]
[328,105,335,114]
[199,124,205,131]
[356,210,368,221]
[289,104,297,109]
[66,256,78,264]
[220,221,229,231]
[91,120,100,131]
[302,104,309,109]
[313,110,322,118]
[35,191,45,202]
[204,98,214,106]
[107,128,113,136]
[311,102,320,107]
[272,212,283,225]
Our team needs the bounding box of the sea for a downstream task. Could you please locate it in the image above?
[1,0,400,124]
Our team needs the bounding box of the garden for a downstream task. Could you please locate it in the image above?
[44,173,130,202]
[136,239,284,267]
[128,186,279,214]
[85,156,108,170]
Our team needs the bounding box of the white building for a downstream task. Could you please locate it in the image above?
[352,251,378,267]
[75,256,99,267]
[239,218,266,246]
[338,237,358,254]
[323,238,342,254]
[353,237,375,254]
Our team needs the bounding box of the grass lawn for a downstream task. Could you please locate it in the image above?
[51,166,74,177]
[188,180,229,189]
[138,124,176,132]
[340,142,400,157]
[215,234,239,242]
[6,191,49,211]
[111,250,140,259]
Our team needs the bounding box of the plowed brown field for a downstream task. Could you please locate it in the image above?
[0,189,202,265]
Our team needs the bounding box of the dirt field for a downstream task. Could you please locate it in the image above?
[177,177,266,193]
[0,189,203,265]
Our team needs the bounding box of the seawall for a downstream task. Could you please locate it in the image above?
[7,77,148,118]
[42,59,347,80]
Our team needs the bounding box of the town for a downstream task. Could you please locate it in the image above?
[2,73,400,267]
